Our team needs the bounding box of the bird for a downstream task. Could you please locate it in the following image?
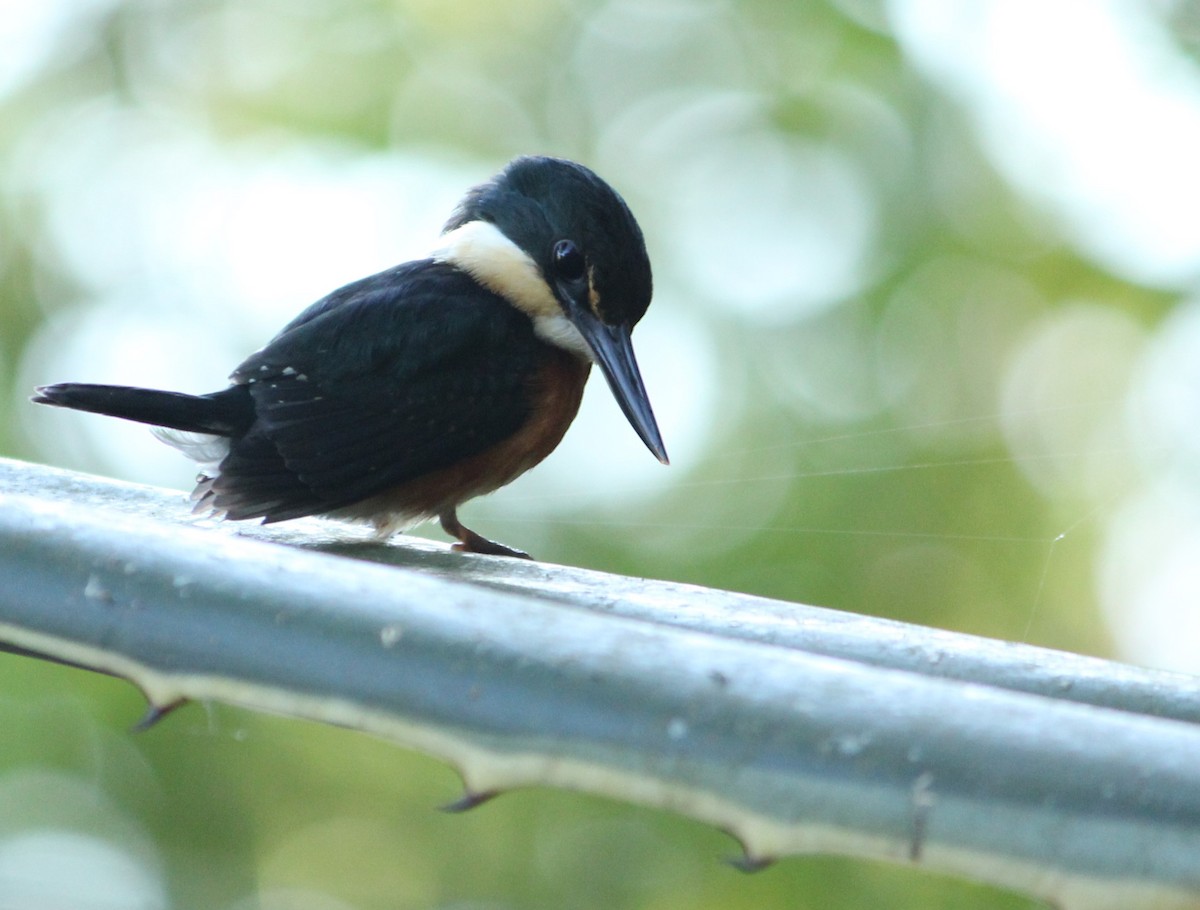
[32,155,668,560]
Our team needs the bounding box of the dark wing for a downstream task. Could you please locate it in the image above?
[209,260,547,522]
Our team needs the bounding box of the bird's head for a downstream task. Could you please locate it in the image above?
[436,156,667,464]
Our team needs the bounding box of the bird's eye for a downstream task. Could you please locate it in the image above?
[552,239,586,282]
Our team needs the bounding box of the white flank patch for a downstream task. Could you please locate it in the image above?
[150,428,230,474]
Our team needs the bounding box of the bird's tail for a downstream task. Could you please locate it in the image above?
[32,383,247,436]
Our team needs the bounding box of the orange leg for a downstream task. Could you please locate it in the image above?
[439,508,532,560]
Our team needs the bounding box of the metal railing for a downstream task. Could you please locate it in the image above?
[1,456,1198,909]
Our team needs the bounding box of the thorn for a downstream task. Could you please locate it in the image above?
[439,789,500,813]
[909,771,935,862]
[131,698,188,733]
[726,850,775,873]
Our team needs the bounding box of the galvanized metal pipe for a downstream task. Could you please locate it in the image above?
[1,458,1198,908]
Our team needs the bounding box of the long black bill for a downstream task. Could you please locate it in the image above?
[570,313,668,464]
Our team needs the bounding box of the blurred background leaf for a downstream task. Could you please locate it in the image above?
[2,0,1198,907]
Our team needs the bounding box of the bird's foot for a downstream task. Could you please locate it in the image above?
[440,510,532,560]
[451,536,532,560]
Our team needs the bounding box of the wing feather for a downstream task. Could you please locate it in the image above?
[208,260,549,522]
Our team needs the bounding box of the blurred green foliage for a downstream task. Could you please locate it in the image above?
[1,0,1193,907]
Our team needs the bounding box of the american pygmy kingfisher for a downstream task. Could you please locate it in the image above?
[33,156,668,559]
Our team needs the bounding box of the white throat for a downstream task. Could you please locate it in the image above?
[429,220,593,360]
